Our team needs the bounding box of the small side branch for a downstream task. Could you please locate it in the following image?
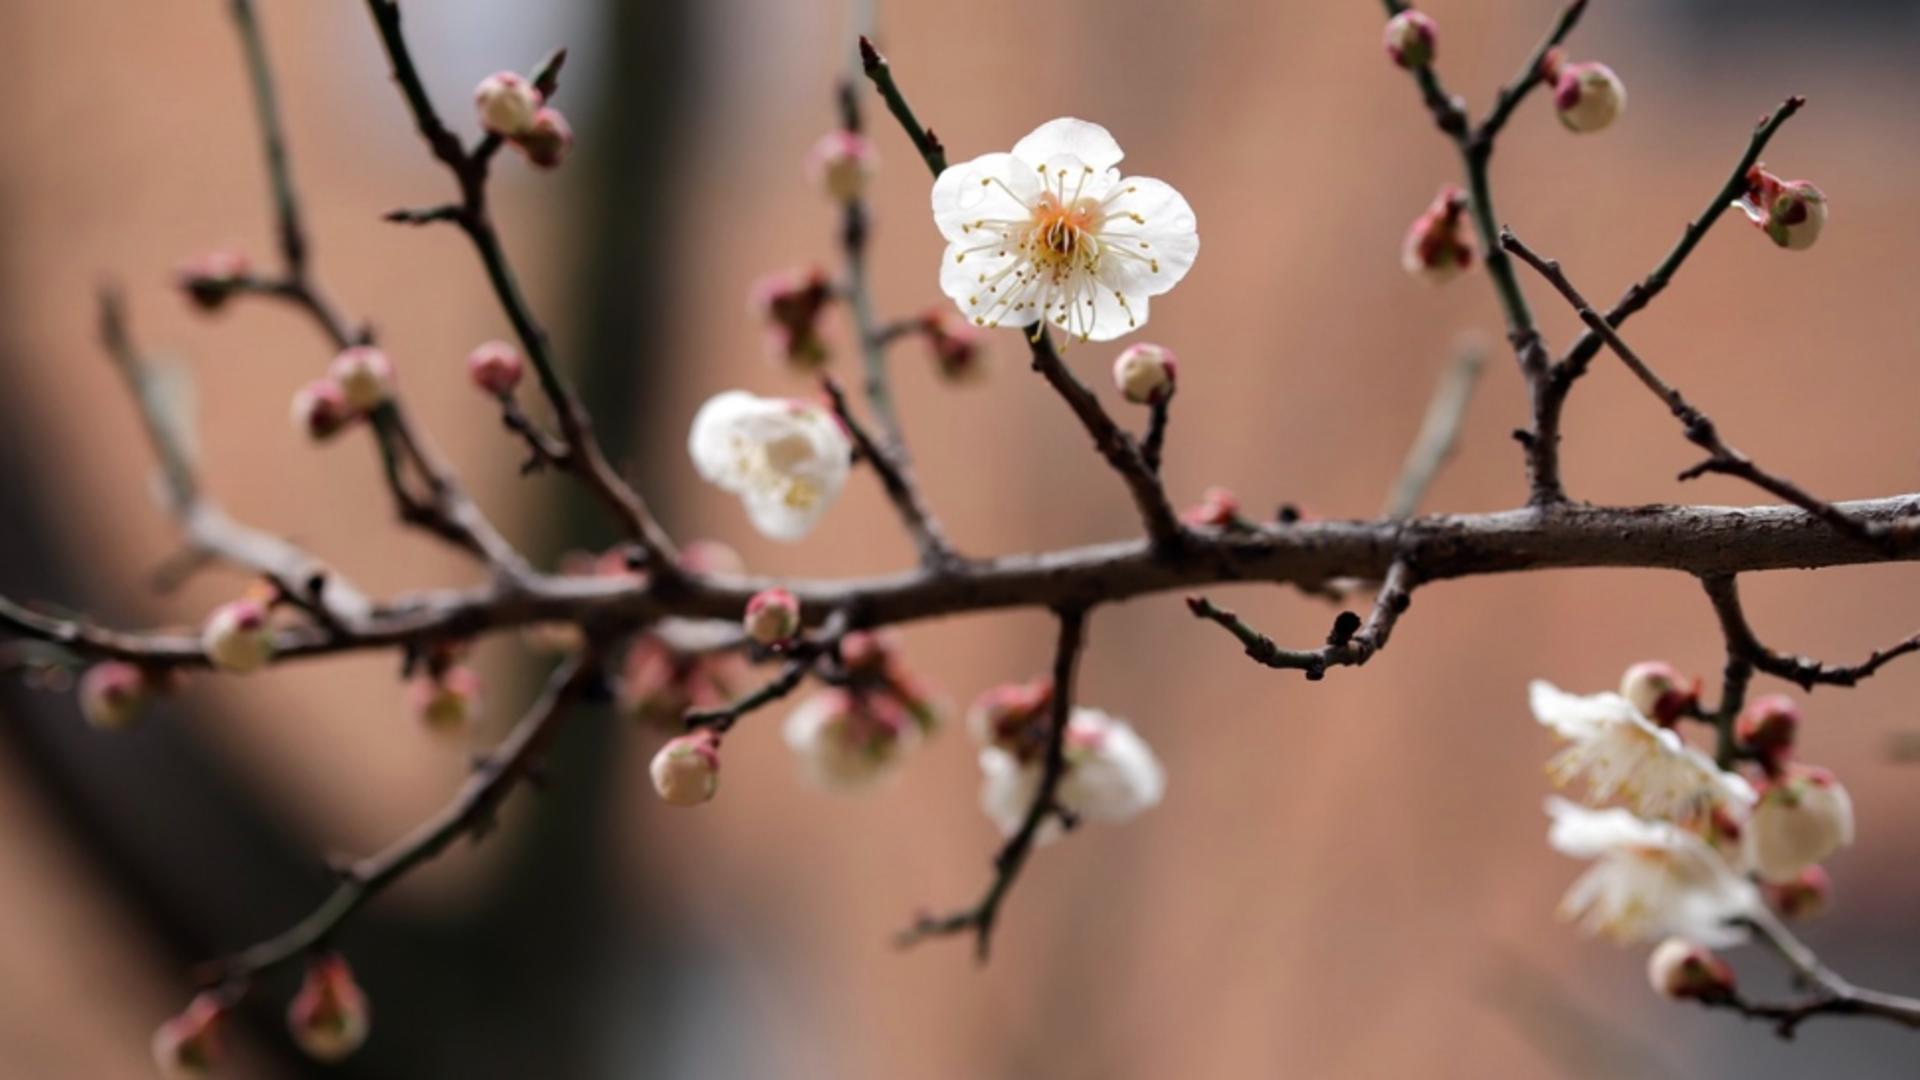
[198,654,598,990]
[1187,561,1417,680]
[1693,909,1920,1038]
[684,612,848,733]
[896,606,1088,960]
[1473,0,1588,146]
[822,377,960,570]
[1702,574,1920,693]
[1383,339,1486,520]
[857,36,946,177]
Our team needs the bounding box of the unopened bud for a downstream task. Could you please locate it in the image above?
[743,588,801,646]
[465,340,525,397]
[1383,9,1437,69]
[410,665,482,735]
[288,953,370,1063]
[328,346,394,411]
[752,268,835,372]
[967,677,1054,758]
[1402,184,1474,284]
[517,107,573,169]
[1737,167,1826,251]
[1112,343,1177,405]
[1646,938,1736,1000]
[474,71,542,138]
[808,130,876,203]
[291,378,357,441]
[152,993,225,1079]
[176,250,251,312]
[1766,864,1831,920]
[1745,764,1854,884]
[651,729,722,806]
[1182,486,1241,528]
[1736,693,1799,769]
[1619,661,1697,726]
[202,599,273,674]
[1553,60,1626,134]
[78,661,147,731]
[924,313,987,384]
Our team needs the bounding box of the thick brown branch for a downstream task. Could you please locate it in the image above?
[896,605,1087,959]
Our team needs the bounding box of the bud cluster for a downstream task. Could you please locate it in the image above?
[291,346,396,444]
[473,71,573,169]
[752,268,837,372]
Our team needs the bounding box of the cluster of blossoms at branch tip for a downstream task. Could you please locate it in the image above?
[473,71,572,169]
[1736,164,1828,251]
[290,346,394,442]
[1382,9,1437,70]
[1402,184,1474,285]
[1540,48,1627,134]
[688,390,853,541]
[932,118,1199,343]
[1535,664,1856,1002]
[783,630,943,792]
[969,678,1164,841]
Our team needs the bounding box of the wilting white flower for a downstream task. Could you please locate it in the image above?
[687,391,852,541]
[1531,681,1753,821]
[1744,764,1854,884]
[1547,798,1759,947]
[782,689,919,792]
[979,707,1165,842]
[931,118,1198,343]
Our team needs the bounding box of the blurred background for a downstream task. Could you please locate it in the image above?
[1,0,1918,1076]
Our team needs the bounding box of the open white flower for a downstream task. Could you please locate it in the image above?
[979,707,1165,842]
[1531,681,1753,821]
[1546,798,1759,947]
[782,689,920,792]
[931,118,1198,343]
[688,391,851,541]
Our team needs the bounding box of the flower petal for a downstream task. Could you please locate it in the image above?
[1013,118,1125,173]
[1096,176,1199,298]
[932,151,1042,243]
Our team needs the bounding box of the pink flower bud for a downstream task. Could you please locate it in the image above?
[176,250,251,312]
[474,71,543,138]
[1182,486,1241,528]
[743,588,802,646]
[1736,693,1799,770]
[288,953,370,1063]
[650,729,722,806]
[808,130,877,203]
[752,268,836,372]
[77,661,147,731]
[410,665,482,735]
[1112,343,1177,405]
[290,378,357,441]
[1383,9,1437,69]
[1402,184,1474,284]
[516,107,573,169]
[465,340,526,396]
[1737,167,1826,251]
[328,346,394,411]
[1646,938,1736,1000]
[1553,60,1626,134]
[152,993,225,1079]
[1745,764,1854,884]
[202,599,273,674]
[923,312,987,384]
[1619,661,1698,726]
[1765,864,1831,921]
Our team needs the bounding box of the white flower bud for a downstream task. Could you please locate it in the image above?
[1112,343,1177,405]
[288,953,370,1063]
[328,346,394,411]
[1382,10,1437,69]
[1646,937,1736,1000]
[650,730,722,806]
[743,588,801,646]
[808,130,876,203]
[77,661,147,731]
[1745,764,1854,884]
[202,599,273,674]
[1765,181,1827,251]
[1554,61,1626,134]
[474,71,542,138]
[152,993,225,1079]
[782,689,917,792]
[1619,660,1695,725]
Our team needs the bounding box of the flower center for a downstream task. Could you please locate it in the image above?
[1025,193,1103,272]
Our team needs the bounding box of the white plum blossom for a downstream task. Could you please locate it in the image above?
[931,118,1198,343]
[782,689,920,792]
[1531,681,1753,821]
[1744,764,1854,884]
[1546,798,1759,947]
[687,391,852,541]
[979,707,1165,842]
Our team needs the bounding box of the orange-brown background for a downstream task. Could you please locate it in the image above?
[1,1,1917,1076]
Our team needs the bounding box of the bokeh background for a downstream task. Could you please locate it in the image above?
[1,0,1918,1076]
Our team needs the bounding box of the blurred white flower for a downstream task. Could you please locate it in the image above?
[1531,681,1753,821]
[931,118,1198,343]
[979,707,1165,841]
[688,391,851,541]
[1745,764,1854,884]
[783,689,919,792]
[1547,797,1759,947]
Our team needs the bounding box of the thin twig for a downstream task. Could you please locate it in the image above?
[683,613,848,733]
[1383,338,1487,520]
[895,605,1087,959]
[857,36,946,177]
[1141,395,1173,477]
[1693,908,1920,1038]
[1187,561,1417,680]
[1701,574,1920,692]
[821,376,960,570]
